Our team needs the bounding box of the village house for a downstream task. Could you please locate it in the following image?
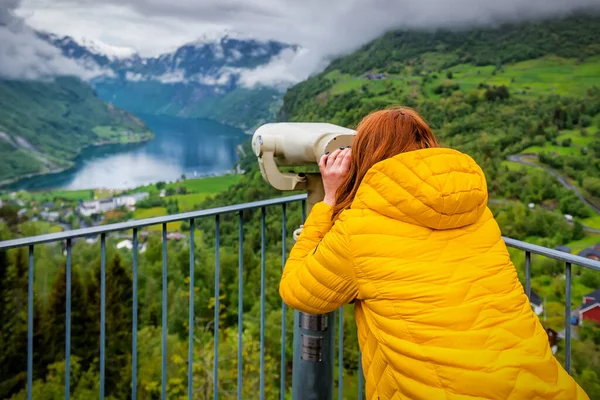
[39,211,60,222]
[364,72,387,80]
[98,198,116,213]
[529,290,544,316]
[545,327,558,355]
[78,192,149,217]
[578,244,600,261]
[116,239,147,253]
[578,288,600,326]
[166,232,183,241]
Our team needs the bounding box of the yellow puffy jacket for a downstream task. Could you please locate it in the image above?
[280,148,588,400]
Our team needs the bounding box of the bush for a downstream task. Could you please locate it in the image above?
[583,177,600,198]
[580,114,593,128]
[136,197,166,209]
[484,85,510,101]
[559,193,591,218]
[539,152,564,169]
[572,221,585,240]
[433,83,460,97]
[562,138,572,147]
[166,199,179,215]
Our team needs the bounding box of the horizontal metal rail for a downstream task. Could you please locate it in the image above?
[503,237,600,271]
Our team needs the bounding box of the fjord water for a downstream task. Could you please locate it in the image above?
[12,115,248,191]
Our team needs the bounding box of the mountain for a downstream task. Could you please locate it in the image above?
[0,77,153,184]
[43,33,299,131]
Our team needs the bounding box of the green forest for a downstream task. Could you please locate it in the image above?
[2,13,600,400]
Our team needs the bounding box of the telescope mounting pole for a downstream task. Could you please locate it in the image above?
[292,174,336,400]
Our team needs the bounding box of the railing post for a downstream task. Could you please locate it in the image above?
[565,262,572,374]
[292,194,335,400]
[292,310,336,400]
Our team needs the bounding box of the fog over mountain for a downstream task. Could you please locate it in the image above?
[4,0,598,84]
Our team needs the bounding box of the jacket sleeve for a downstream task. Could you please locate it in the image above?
[279,201,358,314]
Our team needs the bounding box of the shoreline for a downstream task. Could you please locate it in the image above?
[0,132,154,190]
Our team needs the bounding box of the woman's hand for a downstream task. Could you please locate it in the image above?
[319,147,352,206]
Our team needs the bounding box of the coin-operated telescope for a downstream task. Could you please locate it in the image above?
[252,122,356,214]
[252,123,356,400]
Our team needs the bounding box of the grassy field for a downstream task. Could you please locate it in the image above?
[501,160,537,172]
[130,175,240,196]
[324,55,600,103]
[133,207,167,219]
[93,125,153,143]
[133,207,181,232]
[520,144,583,156]
[93,125,120,138]
[172,193,212,212]
[556,130,596,147]
[583,214,600,230]
[448,56,600,96]
[567,233,600,254]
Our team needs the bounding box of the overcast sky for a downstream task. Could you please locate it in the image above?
[2,0,600,81]
[15,0,600,57]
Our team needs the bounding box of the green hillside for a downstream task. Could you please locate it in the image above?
[281,15,600,229]
[185,86,283,132]
[95,80,282,133]
[0,77,153,185]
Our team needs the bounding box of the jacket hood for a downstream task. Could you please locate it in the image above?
[351,148,488,230]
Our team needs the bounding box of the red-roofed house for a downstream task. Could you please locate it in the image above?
[578,289,600,326]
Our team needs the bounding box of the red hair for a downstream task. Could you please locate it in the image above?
[331,107,439,221]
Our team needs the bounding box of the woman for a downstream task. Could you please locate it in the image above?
[279,107,588,400]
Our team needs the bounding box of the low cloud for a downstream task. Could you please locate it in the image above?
[155,69,186,84]
[125,71,144,81]
[0,0,106,80]
[235,48,319,89]
[193,72,231,86]
[12,0,600,85]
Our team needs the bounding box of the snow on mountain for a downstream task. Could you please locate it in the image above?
[43,31,300,89]
[78,37,137,60]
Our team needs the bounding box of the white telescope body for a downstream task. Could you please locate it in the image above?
[252,123,356,166]
[252,122,356,192]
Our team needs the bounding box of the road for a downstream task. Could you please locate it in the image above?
[507,154,600,215]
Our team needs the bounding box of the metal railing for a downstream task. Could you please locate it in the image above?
[503,237,600,374]
[1,194,600,399]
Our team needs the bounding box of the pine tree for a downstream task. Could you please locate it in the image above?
[43,264,96,378]
[106,253,133,398]
[89,253,133,399]
[0,248,30,398]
